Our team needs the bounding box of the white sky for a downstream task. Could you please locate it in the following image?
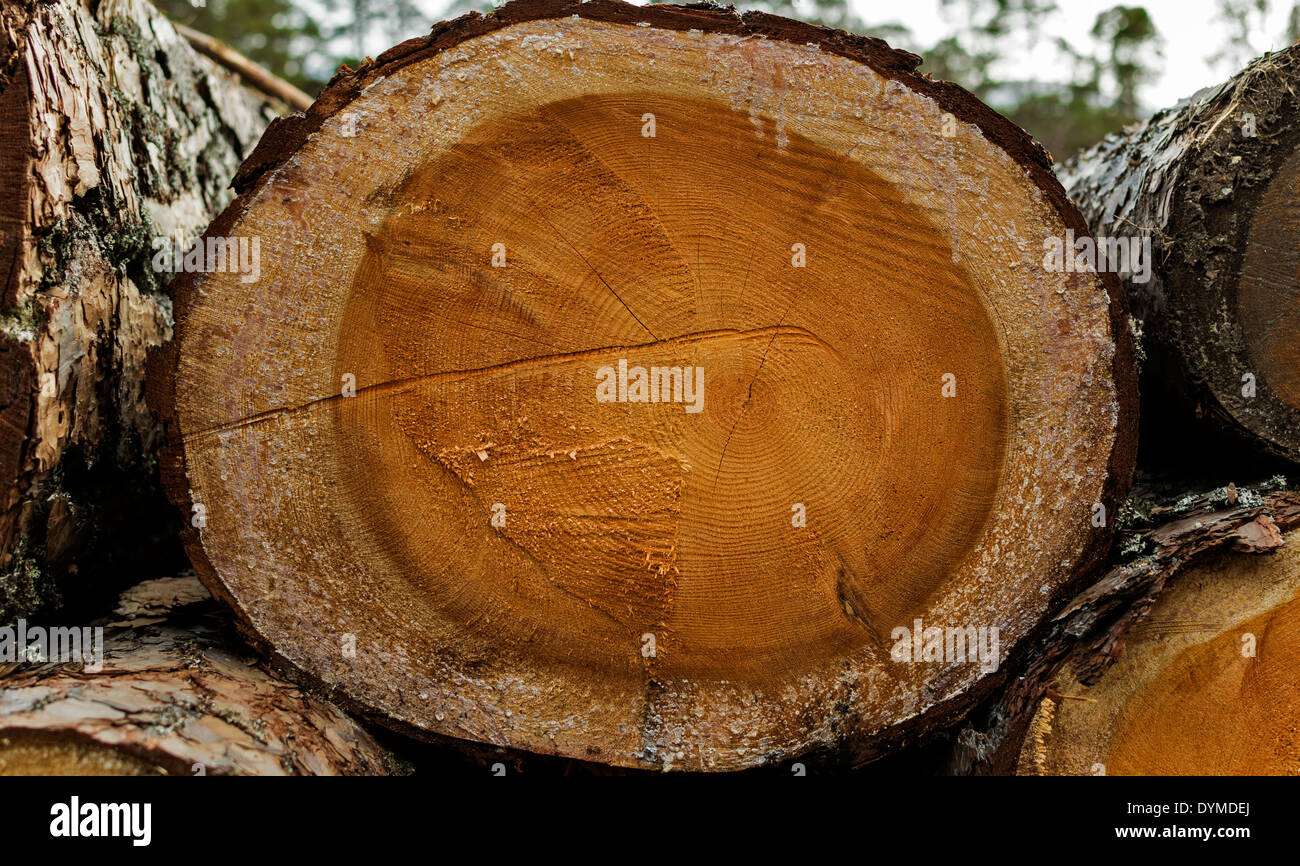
[846,0,1298,107]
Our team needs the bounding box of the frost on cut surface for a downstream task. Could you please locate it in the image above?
[0,574,394,776]
[0,0,286,623]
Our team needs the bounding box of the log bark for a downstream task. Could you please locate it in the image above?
[0,574,395,775]
[155,0,1137,771]
[1059,46,1300,467]
[946,476,1300,774]
[1018,520,1300,776]
[0,0,290,624]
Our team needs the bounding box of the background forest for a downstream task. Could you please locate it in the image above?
[153,0,1300,158]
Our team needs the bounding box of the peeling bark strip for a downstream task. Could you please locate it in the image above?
[0,574,394,775]
[0,0,290,623]
[949,481,1300,774]
[1060,45,1300,464]
[156,0,1137,771]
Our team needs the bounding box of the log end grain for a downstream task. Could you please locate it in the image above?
[1018,528,1300,775]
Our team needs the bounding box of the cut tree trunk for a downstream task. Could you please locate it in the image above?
[0,0,292,624]
[947,477,1300,774]
[156,0,1138,771]
[0,574,395,775]
[1060,46,1300,467]
[1017,522,1300,776]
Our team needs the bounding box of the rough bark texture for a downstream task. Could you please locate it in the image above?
[0,0,288,624]
[1059,45,1300,467]
[0,573,395,775]
[154,0,1137,771]
[947,475,1299,774]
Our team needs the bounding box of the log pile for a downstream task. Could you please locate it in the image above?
[0,0,293,623]
[155,0,1136,771]
[1,0,1297,774]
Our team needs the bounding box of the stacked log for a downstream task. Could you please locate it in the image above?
[10,0,1300,776]
[1060,46,1300,468]
[0,0,290,623]
[0,574,394,775]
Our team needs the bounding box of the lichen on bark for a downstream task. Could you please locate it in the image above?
[0,0,288,623]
